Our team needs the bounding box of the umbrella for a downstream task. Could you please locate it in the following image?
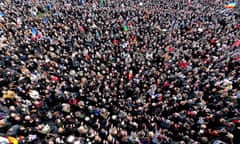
[224,2,237,9]
[31,27,37,35]
[0,136,9,144]
[7,137,18,144]
[44,17,49,24]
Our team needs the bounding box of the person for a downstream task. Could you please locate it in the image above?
[0,0,239,144]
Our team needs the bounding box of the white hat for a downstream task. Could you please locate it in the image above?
[29,90,40,100]
[74,140,81,144]
[62,103,70,113]
[112,115,117,120]
[38,124,50,134]
[226,132,234,139]
[213,140,226,144]
[148,131,154,138]
[66,135,75,143]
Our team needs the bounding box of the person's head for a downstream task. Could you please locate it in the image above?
[9,105,15,111]
[179,140,186,144]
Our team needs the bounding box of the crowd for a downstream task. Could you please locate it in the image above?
[0,0,239,144]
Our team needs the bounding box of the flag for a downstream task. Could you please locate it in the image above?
[44,17,49,23]
[123,25,128,31]
[54,12,59,16]
[168,47,175,53]
[47,3,52,9]
[51,76,59,81]
[179,61,188,69]
[100,0,105,7]
[154,93,163,101]
[232,40,240,47]
[237,92,240,99]
[224,2,237,9]
[231,119,240,124]
[93,109,102,116]
[31,27,37,35]
[0,12,4,17]
[113,39,119,45]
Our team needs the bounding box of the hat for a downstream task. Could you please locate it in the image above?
[74,141,81,144]
[226,132,234,139]
[213,140,226,144]
[200,137,208,143]
[29,90,40,100]
[111,115,117,120]
[6,125,20,136]
[74,111,82,118]
[85,116,90,122]
[38,124,51,134]
[34,100,42,107]
[62,103,70,113]
[148,131,154,138]
[100,108,108,119]
[137,130,145,138]
[87,129,96,138]
[0,117,7,128]
[129,132,140,143]
[118,110,127,118]
[2,90,15,99]
[66,135,75,143]
[77,101,85,109]
[77,125,88,134]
